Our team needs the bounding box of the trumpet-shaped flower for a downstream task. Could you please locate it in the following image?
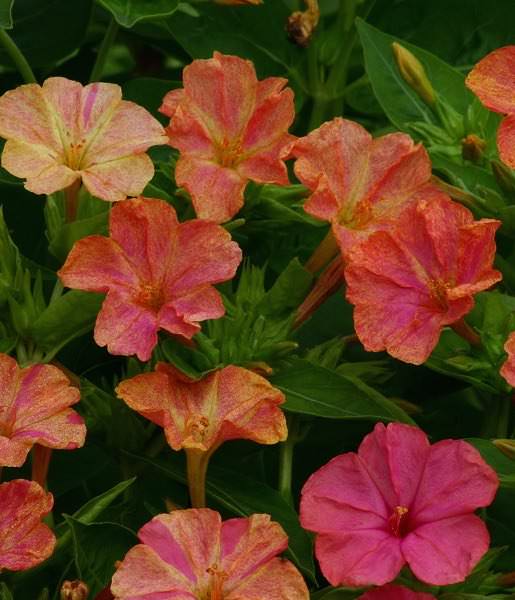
[0,77,167,201]
[111,509,309,599]
[160,52,295,223]
[500,331,515,386]
[359,585,436,600]
[58,197,242,361]
[466,46,515,168]
[290,118,444,255]
[0,479,55,571]
[115,363,287,453]
[0,353,86,468]
[300,422,498,587]
[345,195,501,364]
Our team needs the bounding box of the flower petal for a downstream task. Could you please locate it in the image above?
[500,331,515,386]
[497,113,515,169]
[402,514,490,585]
[237,134,294,185]
[0,479,55,571]
[465,46,515,114]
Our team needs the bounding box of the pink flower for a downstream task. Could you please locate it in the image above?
[500,331,515,386]
[0,353,86,468]
[58,197,242,361]
[0,479,55,571]
[290,117,443,256]
[110,509,309,599]
[345,194,501,364]
[116,363,287,452]
[0,77,167,201]
[160,52,295,223]
[465,46,515,168]
[358,584,436,600]
[300,422,498,587]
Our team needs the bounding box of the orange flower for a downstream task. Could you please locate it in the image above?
[0,77,167,201]
[160,52,295,223]
[466,46,515,168]
[500,331,515,386]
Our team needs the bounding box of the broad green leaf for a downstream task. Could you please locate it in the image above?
[133,454,316,581]
[97,0,179,28]
[64,517,136,596]
[271,358,414,423]
[0,0,14,28]
[48,211,108,261]
[468,439,515,487]
[259,258,313,315]
[31,291,103,359]
[123,77,179,122]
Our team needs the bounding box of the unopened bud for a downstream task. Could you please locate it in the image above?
[492,438,515,460]
[461,134,486,163]
[286,0,320,47]
[492,160,515,198]
[60,580,89,600]
[498,570,515,587]
[392,42,436,106]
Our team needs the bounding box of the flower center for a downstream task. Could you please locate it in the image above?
[388,505,410,538]
[206,564,228,600]
[215,138,243,169]
[137,283,165,311]
[427,278,450,310]
[66,137,88,171]
[185,414,210,444]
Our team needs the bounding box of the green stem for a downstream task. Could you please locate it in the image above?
[89,17,119,83]
[278,415,300,504]
[0,28,36,83]
[186,449,210,508]
[496,395,511,439]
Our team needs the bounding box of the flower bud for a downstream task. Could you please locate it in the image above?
[60,580,89,600]
[461,133,486,163]
[492,160,515,198]
[286,0,320,47]
[392,42,436,106]
[492,438,515,460]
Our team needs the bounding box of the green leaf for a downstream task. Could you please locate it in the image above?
[467,439,515,487]
[123,77,179,122]
[48,211,109,261]
[311,589,362,600]
[270,358,414,423]
[30,291,103,360]
[133,454,316,581]
[64,517,136,597]
[0,0,14,28]
[97,0,179,28]
[0,583,13,600]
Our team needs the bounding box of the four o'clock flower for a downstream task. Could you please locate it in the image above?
[0,479,56,571]
[466,46,515,168]
[345,194,501,364]
[0,353,86,468]
[500,331,515,386]
[58,197,242,361]
[289,117,443,256]
[0,77,167,202]
[300,422,499,587]
[116,363,287,506]
[111,509,309,599]
[160,51,296,223]
[358,585,436,600]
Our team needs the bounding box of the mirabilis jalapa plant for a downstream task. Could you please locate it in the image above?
[0,1,513,597]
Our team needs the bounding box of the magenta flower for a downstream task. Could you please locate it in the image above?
[0,353,86,468]
[300,422,498,587]
[0,479,55,571]
[111,509,309,599]
[58,197,242,361]
[358,585,436,600]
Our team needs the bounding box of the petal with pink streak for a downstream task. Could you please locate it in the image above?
[501,331,515,386]
[300,453,389,535]
[358,584,436,600]
[94,290,158,361]
[81,153,155,202]
[314,529,404,587]
[358,422,430,510]
[410,439,498,524]
[0,479,55,571]
[402,514,491,585]
[497,113,515,169]
[58,235,138,293]
[0,436,31,467]
[175,156,246,223]
[465,46,515,114]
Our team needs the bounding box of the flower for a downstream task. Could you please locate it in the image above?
[0,479,55,571]
[300,422,498,587]
[289,117,443,256]
[466,46,515,168]
[0,77,167,201]
[58,197,242,361]
[500,331,515,386]
[358,584,436,600]
[344,194,501,364]
[116,363,287,453]
[110,509,309,599]
[160,52,295,223]
[0,353,86,468]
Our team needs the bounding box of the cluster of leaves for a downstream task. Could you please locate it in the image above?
[0,0,515,599]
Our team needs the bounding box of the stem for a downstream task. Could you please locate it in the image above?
[305,228,339,273]
[186,449,210,508]
[278,415,300,504]
[451,318,481,347]
[89,17,119,83]
[496,395,511,439]
[64,179,81,223]
[0,28,36,83]
[32,445,53,488]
